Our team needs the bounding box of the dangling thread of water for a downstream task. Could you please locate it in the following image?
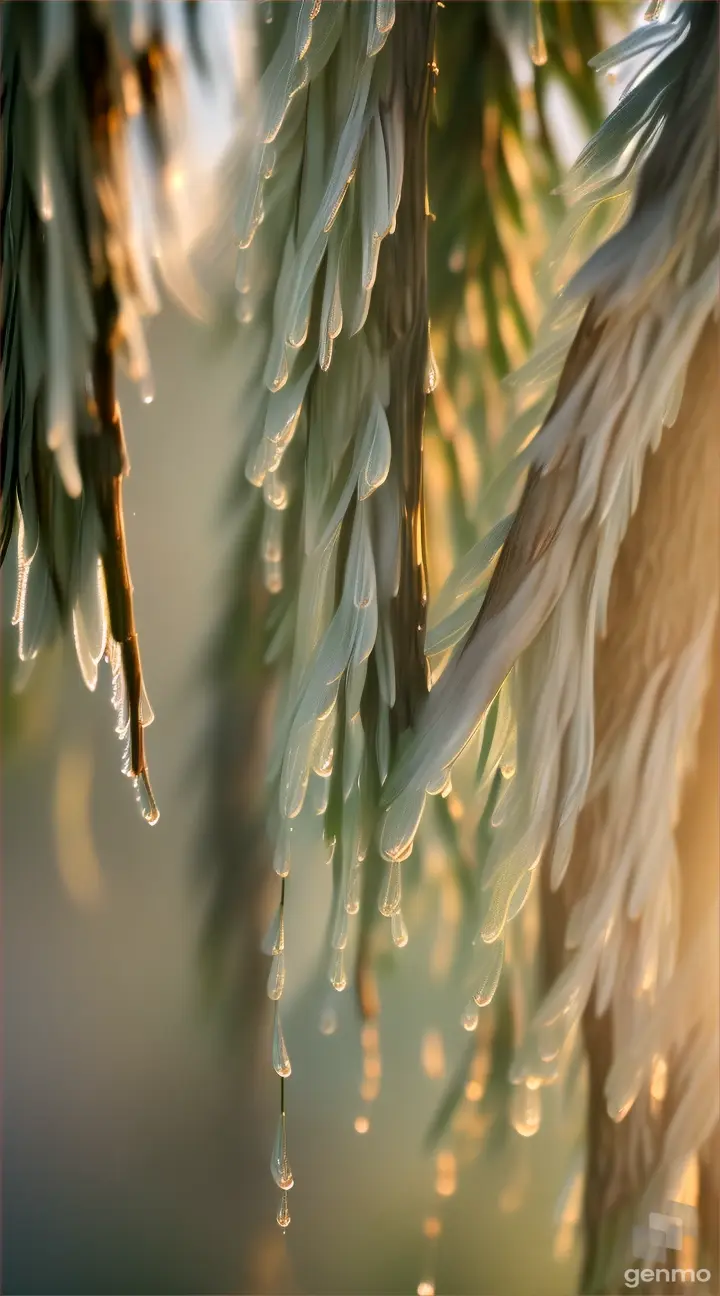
[267,877,294,1227]
[529,0,547,67]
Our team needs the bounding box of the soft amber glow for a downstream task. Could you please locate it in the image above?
[422,1216,442,1240]
[360,1077,380,1104]
[54,745,103,909]
[435,1150,457,1198]
[354,1116,370,1135]
[421,1030,446,1081]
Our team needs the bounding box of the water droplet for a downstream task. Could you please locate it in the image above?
[269,352,289,393]
[529,0,547,66]
[267,950,286,1001]
[332,905,349,951]
[510,1083,542,1138]
[140,376,155,405]
[379,860,401,916]
[462,1002,479,1032]
[277,1190,291,1229]
[271,1113,294,1190]
[272,1006,291,1077]
[134,772,159,825]
[319,1003,338,1036]
[391,910,408,948]
[345,864,361,915]
[274,831,291,877]
[354,1115,370,1135]
[422,1217,442,1240]
[237,298,255,326]
[330,948,347,992]
[472,937,505,1007]
[262,904,285,955]
[418,1283,435,1296]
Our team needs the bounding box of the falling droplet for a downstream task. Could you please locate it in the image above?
[330,948,347,992]
[529,0,547,66]
[391,910,408,948]
[417,1283,435,1296]
[277,1191,291,1229]
[345,864,361,915]
[510,1083,542,1138]
[267,950,286,1001]
[272,1006,292,1078]
[271,1113,294,1190]
[421,1029,446,1080]
[379,860,402,916]
[319,1002,338,1036]
[354,1115,370,1135]
[140,375,155,405]
[435,1149,457,1198]
[262,902,285,956]
[462,1002,479,1032]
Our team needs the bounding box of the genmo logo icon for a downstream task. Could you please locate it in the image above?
[625,1202,712,1289]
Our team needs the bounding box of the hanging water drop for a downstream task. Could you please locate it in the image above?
[332,904,349,951]
[274,831,291,877]
[134,773,160,826]
[271,1112,294,1190]
[345,863,361,915]
[472,937,505,1007]
[391,909,408,948]
[330,947,347,991]
[510,1083,542,1138]
[379,859,402,916]
[461,1002,479,1032]
[267,950,286,1001]
[262,903,285,956]
[272,1005,292,1077]
[277,1191,291,1229]
[319,1001,338,1035]
[529,0,547,66]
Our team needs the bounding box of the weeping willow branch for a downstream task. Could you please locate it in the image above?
[380,1,718,1282]
[1,0,238,819]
